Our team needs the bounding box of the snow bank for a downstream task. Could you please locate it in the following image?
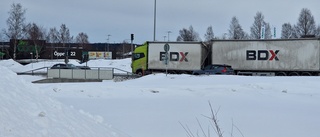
[0,58,132,73]
[2,58,320,137]
[0,65,128,137]
[0,59,25,72]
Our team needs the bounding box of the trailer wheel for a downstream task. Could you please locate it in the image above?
[276,72,287,76]
[301,72,312,76]
[289,72,300,76]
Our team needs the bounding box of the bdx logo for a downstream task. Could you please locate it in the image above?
[160,52,188,62]
[246,50,279,61]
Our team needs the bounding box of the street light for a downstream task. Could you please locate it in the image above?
[153,0,157,41]
[107,34,111,52]
[167,31,172,41]
[30,52,33,69]
[103,34,111,59]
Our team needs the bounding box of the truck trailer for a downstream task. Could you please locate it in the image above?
[132,39,320,76]
[131,41,210,75]
[211,38,320,76]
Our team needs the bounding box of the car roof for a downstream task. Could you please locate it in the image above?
[211,64,232,67]
[52,63,75,66]
[52,63,65,66]
[53,63,74,65]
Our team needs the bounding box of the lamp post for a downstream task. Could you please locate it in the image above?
[30,52,33,69]
[167,31,172,41]
[153,0,157,41]
[104,34,111,59]
[107,34,111,51]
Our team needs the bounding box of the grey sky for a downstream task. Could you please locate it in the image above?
[1,0,320,44]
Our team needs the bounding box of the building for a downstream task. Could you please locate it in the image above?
[0,39,139,63]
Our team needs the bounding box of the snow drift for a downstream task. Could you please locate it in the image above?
[0,65,128,137]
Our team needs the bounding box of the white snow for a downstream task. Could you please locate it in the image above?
[1,58,320,137]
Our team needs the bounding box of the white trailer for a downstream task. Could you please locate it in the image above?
[147,42,209,73]
[211,39,320,76]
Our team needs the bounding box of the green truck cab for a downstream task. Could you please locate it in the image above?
[131,42,148,75]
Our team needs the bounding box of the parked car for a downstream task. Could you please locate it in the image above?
[50,63,90,70]
[192,64,234,75]
[50,63,79,69]
[76,66,91,70]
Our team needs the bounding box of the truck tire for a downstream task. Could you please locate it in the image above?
[301,72,312,76]
[289,72,299,76]
[276,72,287,76]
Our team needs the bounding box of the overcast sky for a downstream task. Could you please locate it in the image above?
[1,0,320,44]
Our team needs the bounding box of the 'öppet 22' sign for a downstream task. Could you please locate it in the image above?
[53,51,76,57]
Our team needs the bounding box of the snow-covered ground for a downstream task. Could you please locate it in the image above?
[1,58,320,137]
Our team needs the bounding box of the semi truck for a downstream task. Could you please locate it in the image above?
[132,38,320,76]
[131,41,211,75]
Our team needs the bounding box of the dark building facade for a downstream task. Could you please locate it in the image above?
[0,39,138,62]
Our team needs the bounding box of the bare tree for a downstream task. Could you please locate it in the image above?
[316,25,320,37]
[228,16,248,39]
[204,26,215,42]
[46,27,59,59]
[58,24,73,46]
[25,23,46,40]
[76,32,89,49]
[0,33,5,59]
[264,23,272,39]
[57,24,73,64]
[47,27,59,43]
[24,23,46,61]
[250,12,271,39]
[281,23,296,39]
[177,25,200,41]
[4,3,26,60]
[295,8,316,37]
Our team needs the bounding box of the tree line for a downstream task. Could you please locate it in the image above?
[1,3,320,59]
[1,3,89,60]
[176,8,320,42]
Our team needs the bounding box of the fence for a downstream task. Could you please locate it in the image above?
[48,68,114,80]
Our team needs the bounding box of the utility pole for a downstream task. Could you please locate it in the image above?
[107,34,111,51]
[104,34,111,59]
[167,31,172,41]
[153,0,157,41]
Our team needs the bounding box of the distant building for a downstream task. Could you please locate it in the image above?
[0,39,139,63]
